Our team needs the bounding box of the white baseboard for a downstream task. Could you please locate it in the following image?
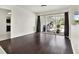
[11,32,36,39]
[0,46,6,54]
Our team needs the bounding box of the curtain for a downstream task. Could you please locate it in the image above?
[64,12,69,38]
[36,16,41,32]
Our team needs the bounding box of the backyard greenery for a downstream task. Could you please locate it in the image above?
[56,18,64,29]
[74,20,79,24]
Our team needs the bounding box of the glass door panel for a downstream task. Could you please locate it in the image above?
[40,13,64,36]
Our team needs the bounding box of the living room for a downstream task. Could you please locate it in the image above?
[0,5,79,54]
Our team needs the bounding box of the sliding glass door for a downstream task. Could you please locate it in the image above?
[40,13,65,36]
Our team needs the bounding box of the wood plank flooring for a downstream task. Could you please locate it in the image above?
[0,32,73,54]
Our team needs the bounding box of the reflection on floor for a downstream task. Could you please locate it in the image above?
[0,32,73,54]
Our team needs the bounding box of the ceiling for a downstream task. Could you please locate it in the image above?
[20,5,70,13]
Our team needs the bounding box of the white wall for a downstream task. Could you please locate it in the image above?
[11,7,36,38]
[0,6,36,38]
[69,6,79,54]
[0,9,10,41]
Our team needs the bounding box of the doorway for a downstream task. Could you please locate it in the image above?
[0,8,11,41]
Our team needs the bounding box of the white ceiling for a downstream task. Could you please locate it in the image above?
[20,5,70,13]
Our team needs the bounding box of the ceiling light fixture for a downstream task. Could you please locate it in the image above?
[41,5,47,7]
[8,12,12,15]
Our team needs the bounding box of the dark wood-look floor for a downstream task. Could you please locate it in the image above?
[0,32,73,54]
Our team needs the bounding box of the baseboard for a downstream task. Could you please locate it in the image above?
[70,39,77,54]
[11,32,36,39]
[0,46,7,54]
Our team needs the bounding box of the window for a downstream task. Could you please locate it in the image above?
[74,11,79,24]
